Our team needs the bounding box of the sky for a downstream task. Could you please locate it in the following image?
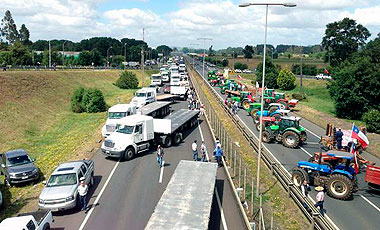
[1,0,379,49]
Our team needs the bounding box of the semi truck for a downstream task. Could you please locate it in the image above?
[131,87,157,108]
[145,160,217,230]
[101,109,199,160]
[0,210,53,230]
[151,74,162,86]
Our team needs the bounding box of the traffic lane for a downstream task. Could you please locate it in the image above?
[81,115,213,230]
[51,148,118,230]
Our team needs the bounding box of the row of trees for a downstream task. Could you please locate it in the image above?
[0,10,173,66]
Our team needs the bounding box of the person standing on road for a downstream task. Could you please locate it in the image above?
[335,128,343,150]
[300,180,311,213]
[157,145,164,167]
[78,178,88,211]
[314,186,325,216]
[200,141,207,162]
[192,140,198,161]
[215,145,223,167]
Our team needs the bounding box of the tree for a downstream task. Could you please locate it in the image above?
[234,62,248,70]
[156,45,172,56]
[90,48,103,66]
[277,69,296,90]
[208,45,215,56]
[82,89,107,113]
[322,17,370,67]
[111,55,125,67]
[18,24,30,45]
[71,87,86,113]
[78,51,92,66]
[115,71,139,89]
[0,10,19,44]
[221,59,229,67]
[243,45,254,59]
[256,58,280,88]
[9,41,30,65]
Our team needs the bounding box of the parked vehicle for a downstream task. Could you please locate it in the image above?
[131,87,156,108]
[161,71,170,83]
[292,151,358,200]
[163,84,170,94]
[261,116,307,148]
[0,210,53,230]
[170,73,181,86]
[366,165,380,191]
[102,104,137,137]
[151,74,162,86]
[235,69,242,73]
[243,69,252,74]
[178,64,186,73]
[101,110,199,161]
[0,149,40,187]
[38,160,94,211]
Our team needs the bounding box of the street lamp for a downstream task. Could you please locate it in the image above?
[107,46,112,68]
[197,38,212,78]
[239,2,296,198]
[189,43,199,68]
[124,43,127,62]
[62,40,66,67]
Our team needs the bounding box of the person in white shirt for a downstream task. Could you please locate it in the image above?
[200,141,207,162]
[192,140,198,161]
[78,178,88,211]
[314,186,325,216]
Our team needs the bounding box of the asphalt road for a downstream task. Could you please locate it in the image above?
[193,60,380,230]
[50,90,246,229]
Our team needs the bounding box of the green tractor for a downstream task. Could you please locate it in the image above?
[207,70,218,86]
[227,91,256,110]
[245,102,262,117]
[220,80,238,94]
[261,116,307,148]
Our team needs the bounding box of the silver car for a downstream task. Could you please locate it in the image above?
[38,160,94,212]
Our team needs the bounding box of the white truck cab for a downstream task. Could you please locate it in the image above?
[179,64,186,73]
[131,88,156,108]
[151,74,162,86]
[101,104,137,137]
[0,210,53,230]
[169,66,179,75]
[170,73,181,86]
[161,71,170,83]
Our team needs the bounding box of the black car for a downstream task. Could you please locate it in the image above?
[0,149,40,186]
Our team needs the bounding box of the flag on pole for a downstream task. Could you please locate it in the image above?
[238,74,242,79]
[324,68,330,75]
[351,124,369,148]
[350,142,360,174]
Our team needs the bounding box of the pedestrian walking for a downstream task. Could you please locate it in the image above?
[200,104,205,115]
[335,128,343,149]
[215,145,223,167]
[78,178,88,211]
[200,141,207,162]
[233,101,239,115]
[314,186,325,216]
[157,145,164,167]
[192,140,198,161]
[300,180,311,213]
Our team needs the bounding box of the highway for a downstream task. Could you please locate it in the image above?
[50,90,246,229]
[192,60,380,230]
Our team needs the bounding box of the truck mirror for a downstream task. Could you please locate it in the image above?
[42,180,47,185]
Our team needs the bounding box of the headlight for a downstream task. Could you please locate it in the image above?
[66,195,75,202]
[9,173,17,178]
[39,199,45,204]
[32,168,38,174]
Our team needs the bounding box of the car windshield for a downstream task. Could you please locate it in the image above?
[117,125,134,134]
[135,92,146,97]
[6,155,32,167]
[108,112,126,119]
[47,173,77,187]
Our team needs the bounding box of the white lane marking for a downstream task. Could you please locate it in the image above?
[198,120,210,162]
[79,160,120,230]
[359,194,380,213]
[300,147,313,157]
[159,160,165,184]
[215,187,229,230]
[304,127,320,138]
[306,142,320,145]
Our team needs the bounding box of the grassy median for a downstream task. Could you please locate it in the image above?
[0,69,155,219]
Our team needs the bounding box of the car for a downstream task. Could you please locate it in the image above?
[0,210,53,230]
[243,69,252,74]
[235,69,242,73]
[38,160,94,212]
[0,149,40,187]
[163,84,170,94]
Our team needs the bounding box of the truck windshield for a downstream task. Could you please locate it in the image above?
[108,112,127,119]
[135,92,146,97]
[6,155,32,167]
[47,173,77,187]
[152,76,160,80]
[117,125,134,134]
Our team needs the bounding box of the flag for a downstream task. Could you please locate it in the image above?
[351,125,369,148]
[324,68,330,75]
[255,81,259,88]
[238,74,242,79]
[350,142,359,174]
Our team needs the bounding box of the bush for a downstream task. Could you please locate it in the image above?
[362,109,380,134]
[277,69,296,90]
[292,93,307,101]
[234,62,248,70]
[71,87,107,113]
[70,87,86,113]
[256,58,280,88]
[292,64,317,76]
[115,71,139,89]
[222,59,229,67]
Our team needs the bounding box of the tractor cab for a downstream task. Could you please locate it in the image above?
[274,92,285,101]
[279,116,302,130]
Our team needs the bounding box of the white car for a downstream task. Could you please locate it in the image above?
[315,74,331,80]
[235,69,242,73]
[243,69,252,74]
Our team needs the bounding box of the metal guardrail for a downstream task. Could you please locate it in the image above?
[187,60,337,230]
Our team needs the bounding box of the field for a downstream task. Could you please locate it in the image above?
[0,69,154,219]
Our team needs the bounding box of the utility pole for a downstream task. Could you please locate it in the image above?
[197,38,212,78]
[189,43,199,68]
[49,40,51,68]
[233,50,235,70]
[300,47,303,94]
[124,43,127,62]
[141,28,145,87]
[62,41,66,66]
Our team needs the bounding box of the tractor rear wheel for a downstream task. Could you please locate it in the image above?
[262,130,272,143]
[242,100,250,110]
[250,109,259,117]
[292,168,308,187]
[272,113,281,121]
[282,131,300,148]
[279,101,288,109]
[327,174,353,200]
[268,106,277,114]
[255,122,261,131]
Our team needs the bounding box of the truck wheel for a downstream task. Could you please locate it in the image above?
[173,133,182,145]
[262,130,271,143]
[282,131,299,148]
[124,147,135,161]
[43,223,51,230]
[327,174,353,200]
[242,100,250,110]
[292,169,308,187]
[163,136,172,147]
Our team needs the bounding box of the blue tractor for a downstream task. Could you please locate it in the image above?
[292,151,358,200]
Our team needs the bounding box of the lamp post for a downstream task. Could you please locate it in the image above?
[48,40,51,68]
[62,40,66,67]
[107,46,112,68]
[300,47,303,94]
[124,43,127,62]
[189,43,199,68]
[239,2,296,199]
[197,38,212,78]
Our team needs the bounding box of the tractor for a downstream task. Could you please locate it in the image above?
[226,90,256,109]
[254,108,290,127]
[273,92,298,110]
[245,102,262,117]
[292,151,358,200]
[261,116,307,148]
[207,70,219,86]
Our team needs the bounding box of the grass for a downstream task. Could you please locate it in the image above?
[0,69,148,220]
